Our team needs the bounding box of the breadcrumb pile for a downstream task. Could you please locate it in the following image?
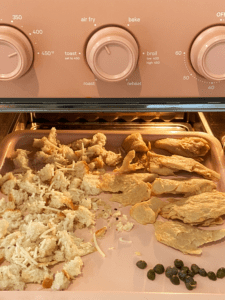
[0,128,131,291]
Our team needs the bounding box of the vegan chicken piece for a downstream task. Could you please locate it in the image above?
[101,172,157,193]
[110,180,151,206]
[122,133,149,153]
[160,191,225,226]
[154,137,210,158]
[130,197,167,225]
[147,151,220,181]
[115,150,144,173]
[154,220,225,255]
[152,178,217,197]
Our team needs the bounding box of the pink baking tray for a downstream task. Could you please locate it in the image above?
[0,130,225,300]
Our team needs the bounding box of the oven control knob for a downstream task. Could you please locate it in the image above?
[0,25,33,81]
[190,26,225,81]
[86,27,138,82]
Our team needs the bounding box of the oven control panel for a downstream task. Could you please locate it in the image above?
[1,0,225,98]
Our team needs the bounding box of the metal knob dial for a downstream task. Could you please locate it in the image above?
[190,26,225,81]
[0,25,33,81]
[86,27,139,82]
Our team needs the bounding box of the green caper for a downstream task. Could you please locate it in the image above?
[185,276,195,285]
[187,270,195,277]
[191,264,200,274]
[216,268,225,279]
[136,260,147,269]
[207,271,217,281]
[147,269,155,280]
[165,266,178,278]
[153,264,165,274]
[181,266,189,274]
[178,270,187,281]
[185,280,197,290]
[174,259,184,269]
[198,268,207,277]
[170,275,180,285]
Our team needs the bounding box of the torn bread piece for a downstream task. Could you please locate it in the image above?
[51,271,71,291]
[38,164,55,182]
[57,231,95,260]
[114,150,144,173]
[0,264,25,291]
[160,191,225,226]
[154,137,210,158]
[130,197,167,225]
[49,191,75,210]
[0,219,9,238]
[0,173,14,187]
[50,170,70,192]
[70,133,106,151]
[21,266,53,284]
[62,256,83,280]
[122,133,149,153]
[1,175,17,195]
[110,181,151,206]
[33,127,59,149]
[147,151,220,181]
[154,220,225,255]
[11,149,30,170]
[101,173,157,193]
[80,174,101,196]
[152,178,217,196]
[102,150,122,167]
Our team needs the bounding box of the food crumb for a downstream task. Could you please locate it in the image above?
[108,247,115,250]
[119,237,132,243]
[135,251,141,256]
[112,211,121,218]
[123,214,128,221]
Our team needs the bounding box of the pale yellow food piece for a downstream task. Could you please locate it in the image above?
[154,137,210,158]
[147,151,220,181]
[95,226,107,238]
[130,197,167,224]
[101,172,157,193]
[133,152,148,169]
[154,220,225,255]
[115,150,143,173]
[122,133,149,153]
[110,181,151,206]
[160,191,225,226]
[152,178,217,196]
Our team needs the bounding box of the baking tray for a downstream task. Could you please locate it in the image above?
[0,130,225,300]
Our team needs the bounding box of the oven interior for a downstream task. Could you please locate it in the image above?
[1,112,225,149]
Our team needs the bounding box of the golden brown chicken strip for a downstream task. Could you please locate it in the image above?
[160,191,225,226]
[122,133,149,153]
[154,137,210,158]
[110,181,151,206]
[101,173,157,193]
[152,178,216,197]
[154,220,225,255]
[147,152,220,181]
[130,197,166,224]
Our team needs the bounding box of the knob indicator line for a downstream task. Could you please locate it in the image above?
[105,46,111,55]
[8,52,17,58]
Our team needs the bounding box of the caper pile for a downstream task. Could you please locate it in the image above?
[136,259,225,291]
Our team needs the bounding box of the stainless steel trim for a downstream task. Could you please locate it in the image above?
[1,103,225,112]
